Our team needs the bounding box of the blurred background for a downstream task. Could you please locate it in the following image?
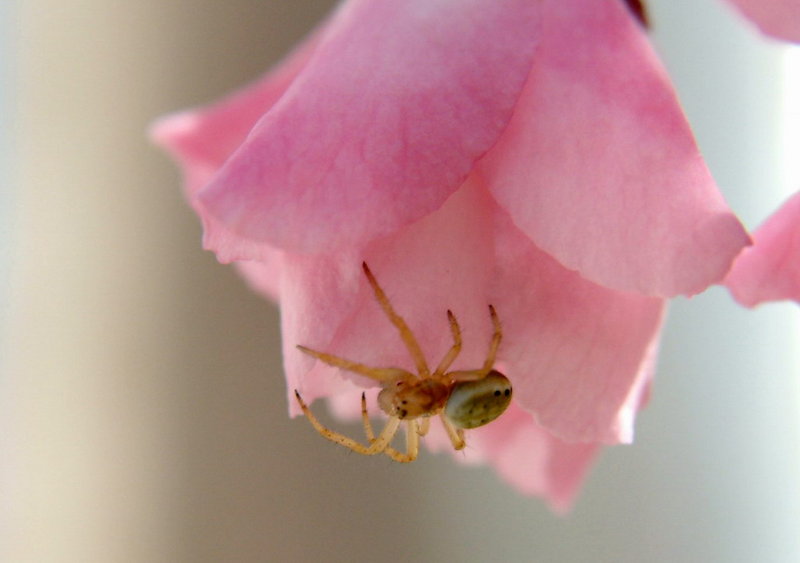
[2,1,799,561]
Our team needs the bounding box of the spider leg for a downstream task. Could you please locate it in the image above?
[432,310,462,378]
[443,306,503,382]
[396,419,420,462]
[446,369,486,383]
[481,304,502,374]
[379,420,420,463]
[297,345,412,383]
[439,414,466,451]
[294,390,401,454]
[417,417,431,437]
[360,393,416,462]
[362,262,430,377]
[360,392,374,439]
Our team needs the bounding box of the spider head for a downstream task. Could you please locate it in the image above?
[444,370,513,429]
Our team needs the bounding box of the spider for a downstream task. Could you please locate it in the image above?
[294,262,513,462]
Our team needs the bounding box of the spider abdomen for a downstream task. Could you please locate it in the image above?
[445,370,513,429]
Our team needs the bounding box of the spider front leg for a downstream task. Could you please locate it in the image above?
[294,390,401,455]
[432,310,462,378]
[297,345,411,384]
[447,305,503,382]
[482,304,502,373]
[362,262,430,378]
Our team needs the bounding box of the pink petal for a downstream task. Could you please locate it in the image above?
[422,402,598,511]
[288,175,664,442]
[461,404,600,512]
[481,0,750,297]
[281,251,369,407]
[284,178,496,413]
[727,0,800,42]
[725,191,800,306]
[151,25,323,299]
[196,0,542,261]
[234,254,284,303]
[284,176,662,502]
[490,201,666,443]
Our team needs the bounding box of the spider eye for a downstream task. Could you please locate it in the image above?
[444,370,513,429]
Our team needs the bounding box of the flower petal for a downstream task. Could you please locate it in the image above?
[150,25,323,287]
[283,177,496,414]
[726,0,800,42]
[196,0,542,261]
[423,403,598,511]
[481,0,750,297]
[287,174,665,442]
[461,403,600,512]
[234,254,284,303]
[281,250,368,408]
[490,203,666,443]
[725,190,800,306]
[285,176,659,501]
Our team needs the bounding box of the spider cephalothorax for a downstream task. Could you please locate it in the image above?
[294,262,512,462]
[378,376,450,420]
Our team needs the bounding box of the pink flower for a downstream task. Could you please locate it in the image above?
[726,0,800,42]
[725,191,800,306]
[152,0,749,509]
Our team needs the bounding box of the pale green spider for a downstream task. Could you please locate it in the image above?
[294,262,513,462]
